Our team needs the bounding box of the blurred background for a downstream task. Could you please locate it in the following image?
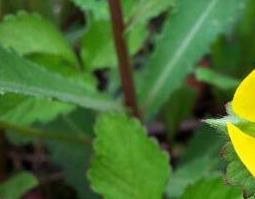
[0,0,254,198]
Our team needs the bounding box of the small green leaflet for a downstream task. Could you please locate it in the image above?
[88,113,170,199]
[0,11,77,65]
[137,0,248,118]
[0,172,38,199]
[0,47,121,111]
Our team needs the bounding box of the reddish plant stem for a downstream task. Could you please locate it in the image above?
[108,0,141,119]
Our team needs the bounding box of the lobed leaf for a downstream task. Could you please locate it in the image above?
[88,113,170,199]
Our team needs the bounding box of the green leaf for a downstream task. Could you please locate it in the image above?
[80,0,148,71]
[0,94,74,126]
[163,85,197,138]
[167,157,219,199]
[43,109,98,198]
[211,36,242,75]
[81,21,115,70]
[79,0,149,70]
[71,0,138,21]
[128,0,175,29]
[179,177,243,199]
[166,126,222,198]
[180,126,223,163]
[0,11,90,127]
[138,0,248,118]
[1,109,96,198]
[81,20,147,70]
[88,113,170,199]
[48,142,98,199]
[71,0,109,20]
[195,68,240,90]
[0,11,77,65]
[0,47,121,111]
[0,172,38,199]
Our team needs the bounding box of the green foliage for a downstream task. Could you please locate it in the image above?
[80,0,146,71]
[71,0,109,20]
[81,20,147,70]
[0,11,86,127]
[88,113,170,199]
[195,68,240,90]
[168,157,219,198]
[48,142,97,198]
[138,0,248,118]
[80,0,175,71]
[0,11,77,65]
[0,94,74,125]
[0,172,38,199]
[0,0,255,198]
[44,109,98,198]
[128,0,175,29]
[81,20,116,70]
[163,85,197,138]
[180,177,243,199]
[167,126,222,198]
[211,0,255,82]
[72,0,175,22]
[0,46,120,111]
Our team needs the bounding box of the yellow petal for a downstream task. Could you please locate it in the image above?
[232,70,255,122]
[227,123,255,177]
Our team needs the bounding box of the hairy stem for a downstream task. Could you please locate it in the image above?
[108,0,141,119]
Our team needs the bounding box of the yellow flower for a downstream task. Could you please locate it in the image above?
[228,70,255,177]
